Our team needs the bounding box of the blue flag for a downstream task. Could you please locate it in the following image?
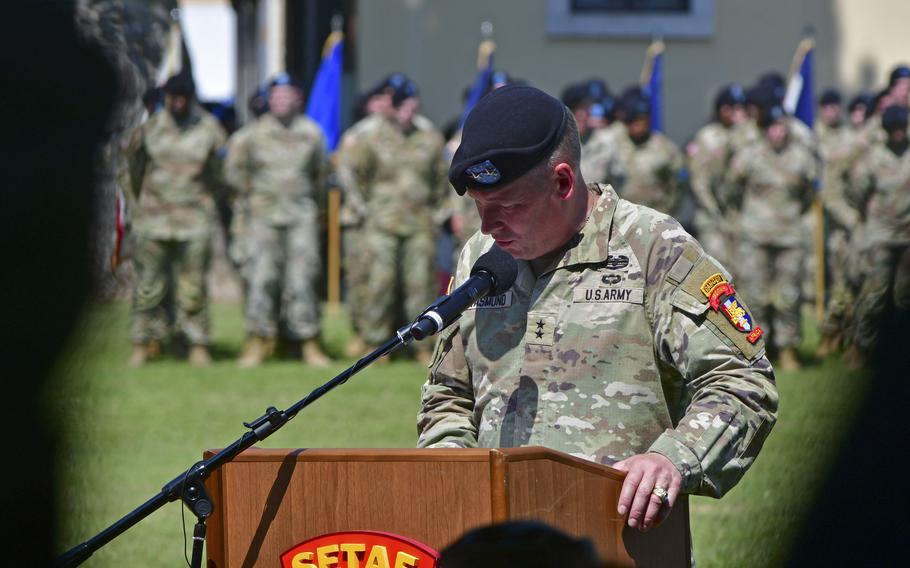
[640,40,665,133]
[306,34,344,151]
[648,50,664,133]
[794,47,814,127]
[459,41,495,129]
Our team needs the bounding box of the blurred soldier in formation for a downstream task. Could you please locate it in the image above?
[814,89,861,356]
[598,90,684,216]
[337,77,399,357]
[726,104,818,371]
[687,84,746,269]
[569,79,623,186]
[336,76,448,363]
[847,93,873,130]
[125,74,226,366]
[224,73,331,368]
[855,66,909,150]
[843,106,910,368]
[224,84,271,295]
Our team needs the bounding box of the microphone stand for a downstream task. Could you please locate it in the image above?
[57,322,426,568]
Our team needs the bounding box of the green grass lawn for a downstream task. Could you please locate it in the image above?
[55,303,868,567]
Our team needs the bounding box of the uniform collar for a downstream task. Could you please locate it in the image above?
[547,183,619,273]
[261,112,300,130]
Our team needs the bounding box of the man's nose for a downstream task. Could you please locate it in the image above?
[478,207,504,235]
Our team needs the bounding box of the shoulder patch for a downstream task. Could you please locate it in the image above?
[677,256,765,360]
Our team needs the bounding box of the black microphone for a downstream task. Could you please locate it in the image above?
[410,246,518,340]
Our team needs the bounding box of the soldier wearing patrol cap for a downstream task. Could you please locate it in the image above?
[125,73,226,367]
[418,85,777,540]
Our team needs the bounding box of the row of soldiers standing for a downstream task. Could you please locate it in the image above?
[122,72,449,367]
[121,64,909,371]
[554,66,910,371]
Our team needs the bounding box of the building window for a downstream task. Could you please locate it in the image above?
[547,0,713,38]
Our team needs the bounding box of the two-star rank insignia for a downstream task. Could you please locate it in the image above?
[525,313,556,346]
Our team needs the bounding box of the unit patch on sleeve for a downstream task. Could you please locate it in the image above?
[678,258,766,360]
[699,273,763,343]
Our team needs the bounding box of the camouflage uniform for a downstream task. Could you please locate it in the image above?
[687,121,737,269]
[336,113,449,345]
[336,117,376,336]
[418,183,777,499]
[224,112,328,341]
[816,122,860,337]
[127,105,226,346]
[845,141,910,353]
[725,134,818,351]
[601,129,684,216]
[443,130,480,262]
[579,122,624,184]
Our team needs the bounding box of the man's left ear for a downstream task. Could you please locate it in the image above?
[553,162,576,200]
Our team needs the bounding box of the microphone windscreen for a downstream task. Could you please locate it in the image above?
[470,245,518,295]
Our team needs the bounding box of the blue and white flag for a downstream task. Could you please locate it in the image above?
[784,38,815,127]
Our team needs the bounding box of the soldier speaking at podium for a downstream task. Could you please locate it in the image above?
[417,86,778,534]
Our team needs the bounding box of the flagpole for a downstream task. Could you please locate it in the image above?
[788,30,827,325]
[316,14,344,311]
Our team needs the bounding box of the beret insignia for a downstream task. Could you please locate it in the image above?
[465,160,501,185]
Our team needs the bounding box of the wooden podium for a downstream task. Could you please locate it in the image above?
[203,447,690,567]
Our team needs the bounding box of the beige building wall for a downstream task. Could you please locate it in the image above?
[356,0,909,144]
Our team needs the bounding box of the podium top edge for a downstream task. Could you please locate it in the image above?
[203,447,627,480]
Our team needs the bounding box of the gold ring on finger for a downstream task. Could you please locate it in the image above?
[651,486,670,506]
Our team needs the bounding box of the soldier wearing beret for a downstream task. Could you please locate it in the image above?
[815,88,861,356]
[687,84,746,269]
[725,104,818,371]
[417,86,778,540]
[843,106,910,368]
[125,74,226,366]
[336,75,449,363]
[593,91,684,216]
[224,73,332,367]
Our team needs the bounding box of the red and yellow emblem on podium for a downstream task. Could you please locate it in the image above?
[280,530,439,568]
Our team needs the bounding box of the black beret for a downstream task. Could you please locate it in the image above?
[163,73,195,97]
[584,78,610,101]
[269,72,303,90]
[758,104,786,129]
[819,88,842,106]
[621,93,651,121]
[889,65,910,87]
[448,85,568,196]
[714,83,745,111]
[848,93,873,113]
[747,84,780,109]
[392,79,419,107]
[561,83,591,111]
[882,105,909,132]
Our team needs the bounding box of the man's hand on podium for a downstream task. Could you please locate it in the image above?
[613,452,682,532]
